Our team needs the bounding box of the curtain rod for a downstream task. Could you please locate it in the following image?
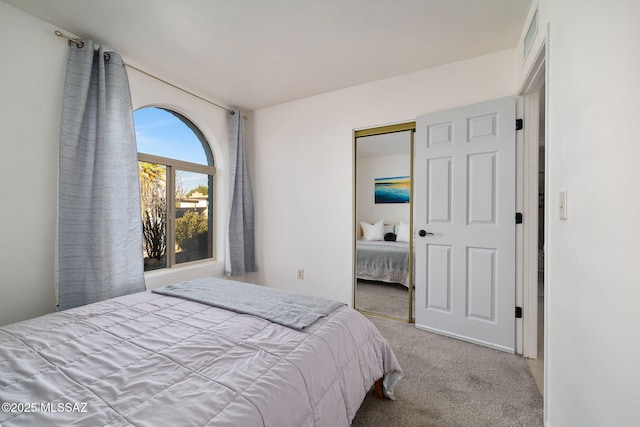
[54,30,245,118]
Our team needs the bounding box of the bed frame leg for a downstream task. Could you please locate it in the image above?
[374,378,383,399]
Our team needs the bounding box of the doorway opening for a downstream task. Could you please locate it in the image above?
[518,42,547,397]
[524,83,545,395]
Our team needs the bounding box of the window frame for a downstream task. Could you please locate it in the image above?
[138,153,216,269]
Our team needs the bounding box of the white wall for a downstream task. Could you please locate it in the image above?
[249,49,517,304]
[0,3,65,326]
[0,3,233,325]
[546,1,640,425]
[356,154,410,229]
[516,0,640,425]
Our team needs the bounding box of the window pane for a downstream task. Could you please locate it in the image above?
[175,170,211,264]
[135,106,215,271]
[139,162,167,271]
[134,107,210,165]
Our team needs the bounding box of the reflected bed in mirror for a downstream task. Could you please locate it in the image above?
[355,224,410,320]
[356,238,409,287]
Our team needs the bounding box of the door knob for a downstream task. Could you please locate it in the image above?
[418,230,434,237]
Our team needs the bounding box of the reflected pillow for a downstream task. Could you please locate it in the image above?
[360,219,385,241]
[384,224,395,234]
[396,221,410,242]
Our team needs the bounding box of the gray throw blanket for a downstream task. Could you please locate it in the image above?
[152,277,345,330]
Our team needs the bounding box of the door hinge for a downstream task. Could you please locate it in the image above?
[515,307,523,318]
[516,119,523,131]
[515,212,523,224]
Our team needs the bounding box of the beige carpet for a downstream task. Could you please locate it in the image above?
[352,316,543,427]
[356,280,410,320]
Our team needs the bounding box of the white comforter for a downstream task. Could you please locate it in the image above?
[0,290,402,426]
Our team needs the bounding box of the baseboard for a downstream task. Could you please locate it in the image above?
[414,323,515,353]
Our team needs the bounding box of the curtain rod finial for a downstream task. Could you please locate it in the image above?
[54,29,84,48]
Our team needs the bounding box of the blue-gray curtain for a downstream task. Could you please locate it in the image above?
[58,40,145,310]
[225,109,256,275]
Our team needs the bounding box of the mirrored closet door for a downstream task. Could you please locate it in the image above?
[354,123,415,322]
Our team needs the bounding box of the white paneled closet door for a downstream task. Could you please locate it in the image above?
[414,96,516,352]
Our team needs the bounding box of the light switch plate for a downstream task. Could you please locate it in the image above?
[559,190,568,220]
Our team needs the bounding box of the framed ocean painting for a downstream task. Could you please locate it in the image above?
[374,176,410,203]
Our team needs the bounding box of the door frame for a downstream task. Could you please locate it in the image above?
[517,41,546,359]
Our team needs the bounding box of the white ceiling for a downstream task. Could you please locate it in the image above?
[4,0,532,111]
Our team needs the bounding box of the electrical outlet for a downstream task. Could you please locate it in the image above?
[297,269,304,280]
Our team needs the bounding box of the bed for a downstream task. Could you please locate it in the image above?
[356,240,410,287]
[0,277,402,426]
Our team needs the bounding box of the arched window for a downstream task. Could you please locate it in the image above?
[134,107,216,271]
